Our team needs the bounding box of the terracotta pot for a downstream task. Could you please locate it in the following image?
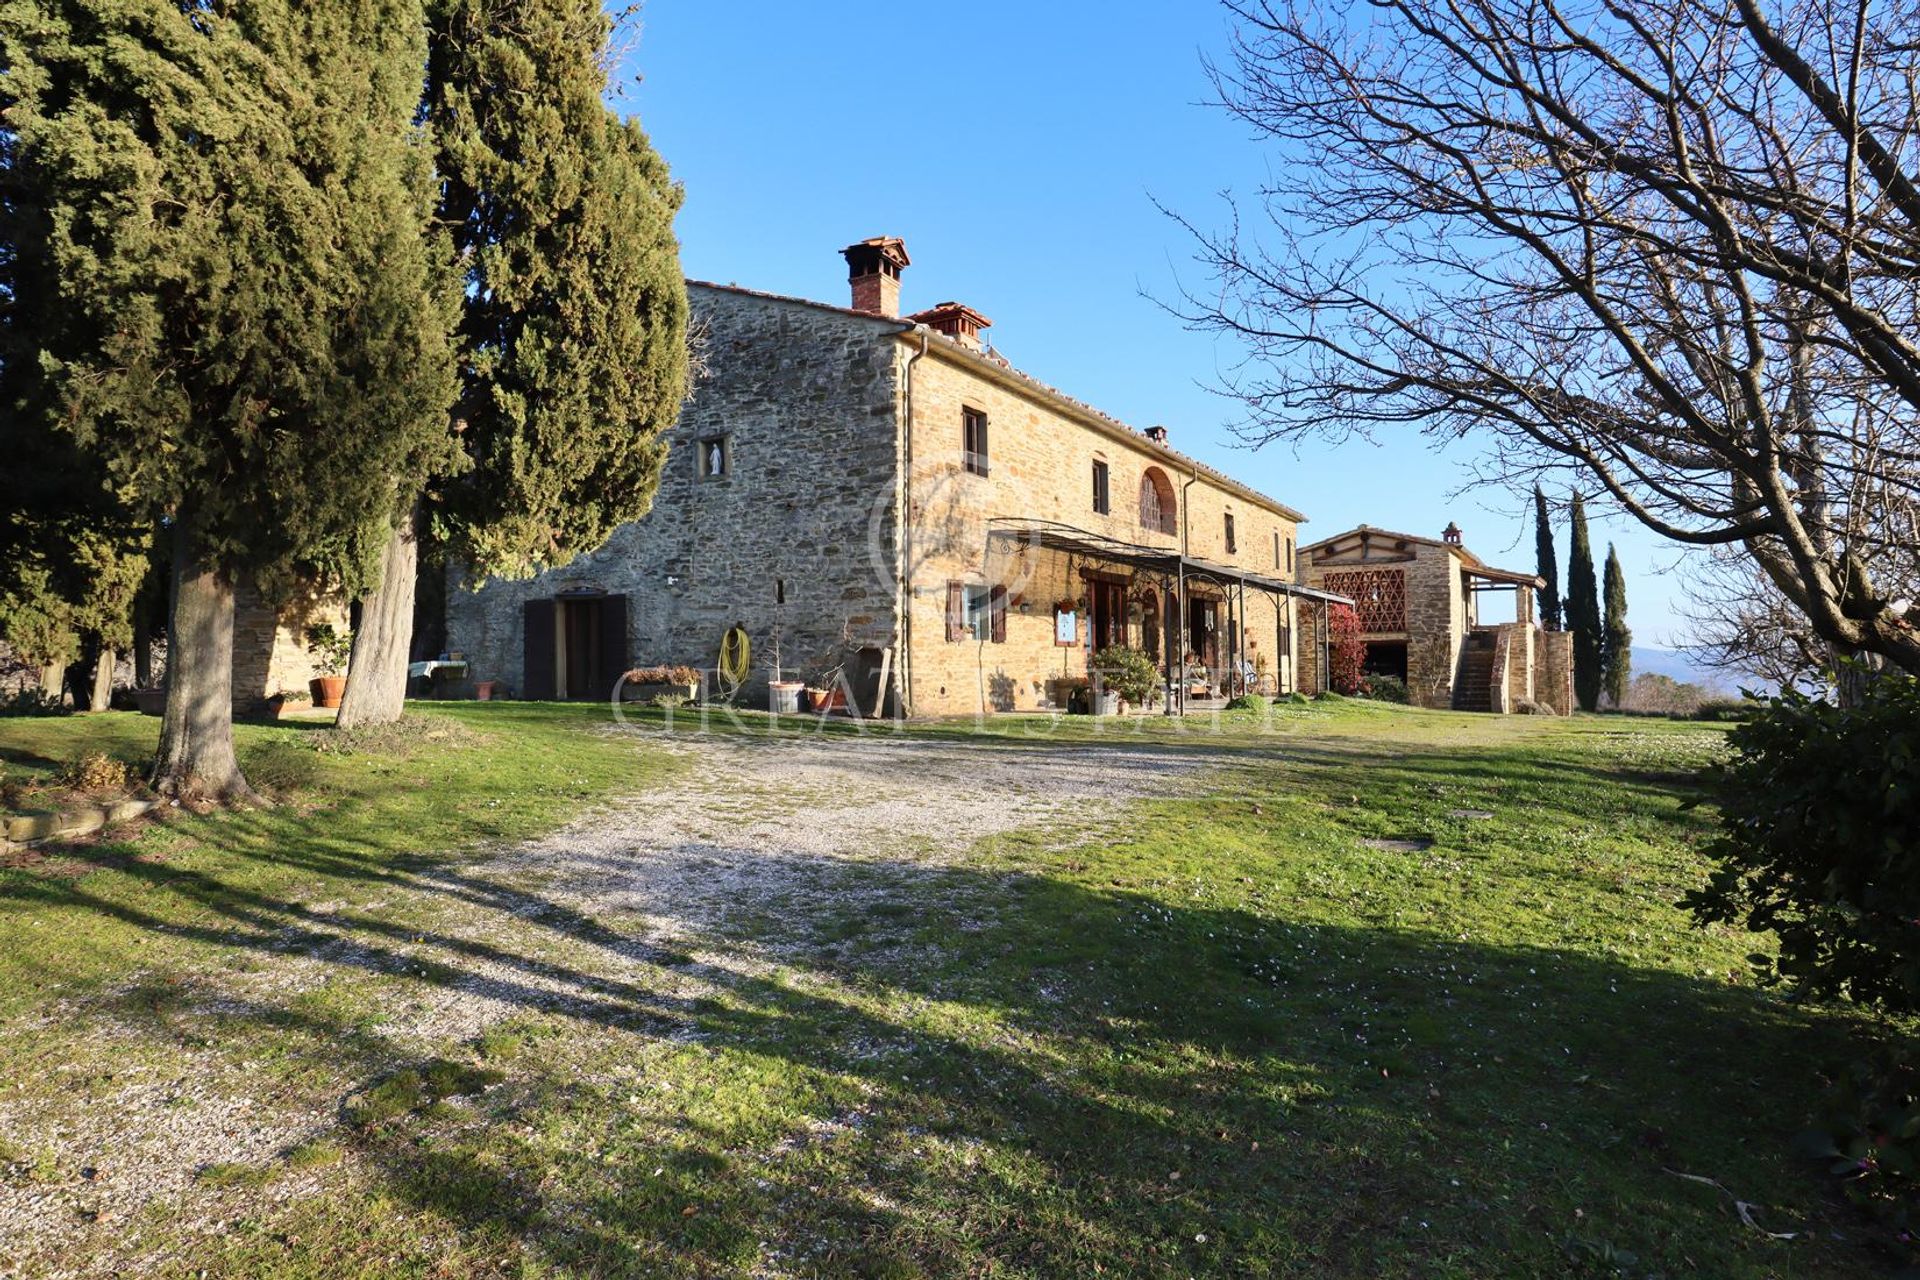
[473,681,499,701]
[804,687,847,713]
[310,675,347,709]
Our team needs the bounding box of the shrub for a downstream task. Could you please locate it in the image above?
[1090,645,1160,707]
[1326,603,1365,695]
[59,751,134,792]
[1,688,71,717]
[652,692,689,709]
[1686,676,1920,1239]
[1688,698,1754,722]
[625,664,700,686]
[1687,678,1920,1008]
[1362,674,1410,704]
[1223,694,1269,712]
[1794,1043,1920,1240]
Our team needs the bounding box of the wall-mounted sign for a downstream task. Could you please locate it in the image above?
[1054,608,1079,647]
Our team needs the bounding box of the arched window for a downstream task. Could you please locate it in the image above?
[1139,468,1176,535]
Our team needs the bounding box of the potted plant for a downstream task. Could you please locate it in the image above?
[766,621,804,714]
[802,634,858,714]
[305,624,352,709]
[1091,645,1157,714]
[621,665,700,704]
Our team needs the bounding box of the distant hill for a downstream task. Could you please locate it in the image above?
[1629,645,1768,695]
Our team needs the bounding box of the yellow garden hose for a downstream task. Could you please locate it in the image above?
[718,625,751,691]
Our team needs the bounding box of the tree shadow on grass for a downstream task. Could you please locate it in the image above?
[0,802,1895,1280]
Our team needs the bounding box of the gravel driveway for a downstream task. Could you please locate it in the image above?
[0,728,1215,1279]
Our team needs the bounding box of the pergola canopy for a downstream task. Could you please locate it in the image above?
[984,519,1354,606]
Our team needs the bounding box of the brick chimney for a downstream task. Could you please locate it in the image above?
[1443,521,1463,545]
[842,236,910,318]
[1146,425,1168,444]
[907,301,992,351]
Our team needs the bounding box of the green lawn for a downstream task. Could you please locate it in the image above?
[0,701,1901,1277]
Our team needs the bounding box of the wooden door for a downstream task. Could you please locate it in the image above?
[592,596,629,701]
[561,599,598,700]
[523,599,556,700]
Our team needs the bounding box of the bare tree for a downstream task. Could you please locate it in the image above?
[1685,515,1918,690]
[1176,0,1920,680]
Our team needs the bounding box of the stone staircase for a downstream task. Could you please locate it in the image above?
[1453,631,1497,712]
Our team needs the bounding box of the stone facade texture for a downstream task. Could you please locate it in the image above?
[232,582,348,712]
[447,285,904,707]
[901,342,1304,715]
[446,278,1316,716]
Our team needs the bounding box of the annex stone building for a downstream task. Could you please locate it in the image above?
[1297,524,1573,714]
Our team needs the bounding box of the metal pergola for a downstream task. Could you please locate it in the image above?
[983,519,1354,714]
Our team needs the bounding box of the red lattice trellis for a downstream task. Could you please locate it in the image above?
[1322,568,1407,633]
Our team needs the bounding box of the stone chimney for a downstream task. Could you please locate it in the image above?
[907,301,992,351]
[1146,425,1169,444]
[842,236,910,318]
[1443,521,1463,546]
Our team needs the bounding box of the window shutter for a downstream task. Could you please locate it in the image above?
[945,581,965,642]
[989,585,1008,644]
[522,598,557,700]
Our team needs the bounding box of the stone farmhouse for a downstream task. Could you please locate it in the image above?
[444,237,1565,718]
[1298,524,1573,714]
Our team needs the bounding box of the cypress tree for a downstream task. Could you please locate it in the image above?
[337,0,689,727]
[2,0,459,794]
[1603,544,1632,708]
[1533,486,1562,630]
[1566,492,1603,711]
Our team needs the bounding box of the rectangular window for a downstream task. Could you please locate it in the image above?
[1287,536,1295,574]
[945,581,965,642]
[697,435,730,479]
[962,408,989,476]
[964,585,999,641]
[1273,530,1282,569]
[1224,512,1237,555]
[1092,460,1110,514]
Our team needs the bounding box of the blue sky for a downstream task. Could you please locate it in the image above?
[614,1,1698,649]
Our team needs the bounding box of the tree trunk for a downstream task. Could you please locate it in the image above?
[336,508,418,730]
[88,648,114,712]
[151,529,257,802]
[133,608,152,689]
[37,664,64,709]
[1831,645,1887,708]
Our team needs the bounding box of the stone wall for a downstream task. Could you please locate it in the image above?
[1538,630,1575,715]
[901,339,1303,715]
[446,285,905,707]
[232,582,348,712]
